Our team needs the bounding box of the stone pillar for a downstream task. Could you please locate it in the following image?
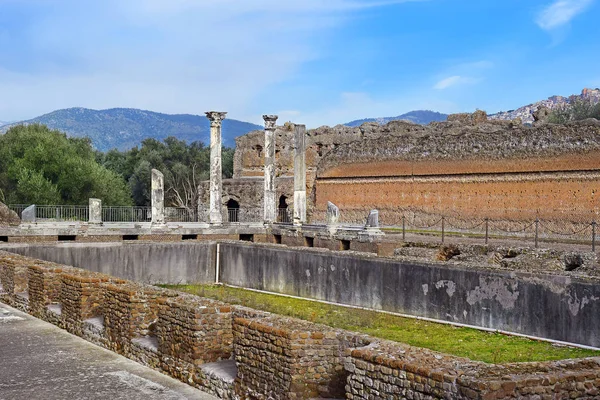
[151,169,165,225]
[206,111,227,225]
[293,124,307,225]
[263,115,278,224]
[89,198,102,224]
[22,205,36,223]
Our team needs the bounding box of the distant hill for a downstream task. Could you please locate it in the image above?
[0,108,263,151]
[345,110,448,127]
[489,88,600,124]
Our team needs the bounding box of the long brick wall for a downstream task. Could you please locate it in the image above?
[313,119,600,222]
[2,249,600,399]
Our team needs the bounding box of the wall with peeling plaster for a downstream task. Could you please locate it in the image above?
[220,242,600,348]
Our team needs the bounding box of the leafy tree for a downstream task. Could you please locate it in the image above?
[0,124,132,205]
[548,99,600,123]
[99,136,234,215]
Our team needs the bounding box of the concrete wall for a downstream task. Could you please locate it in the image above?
[1,242,216,284]
[219,242,600,348]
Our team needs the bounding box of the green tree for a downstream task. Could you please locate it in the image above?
[548,99,600,123]
[0,124,132,205]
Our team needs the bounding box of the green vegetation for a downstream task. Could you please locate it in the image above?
[0,124,235,208]
[0,124,132,205]
[164,284,600,364]
[547,98,600,124]
[97,137,234,211]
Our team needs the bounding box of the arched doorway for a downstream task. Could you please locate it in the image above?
[278,195,290,223]
[227,199,240,222]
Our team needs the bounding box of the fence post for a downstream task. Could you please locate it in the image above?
[592,221,597,252]
[534,219,539,248]
[441,216,445,243]
[485,218,489,244]
[402,216,406,241]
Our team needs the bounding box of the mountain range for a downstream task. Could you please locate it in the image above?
[0,108,263,151]
[344,110,448,127]
[2,89,598,152]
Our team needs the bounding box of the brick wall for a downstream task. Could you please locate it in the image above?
[233,313,370,399]
[2,250,600,400]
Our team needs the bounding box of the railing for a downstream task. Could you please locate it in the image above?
[8,204,29,219]
[102,206,151,223]
[277,208,292,224]
[226,208,262,223]
[310,209,600,250]
[33,205,89,222]
[165,207,197,223]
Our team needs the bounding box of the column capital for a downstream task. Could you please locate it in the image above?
[262,115,278,130]
[205,111,227,127]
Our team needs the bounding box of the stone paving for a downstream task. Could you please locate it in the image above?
[0,302,216,400]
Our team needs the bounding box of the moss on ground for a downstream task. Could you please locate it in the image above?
[162,284,600,364]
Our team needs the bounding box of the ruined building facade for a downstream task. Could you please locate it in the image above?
[202,112,600,224]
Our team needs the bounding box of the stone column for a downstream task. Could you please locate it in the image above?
[151,169,165,225]
[263,115,278,224]
[89,198,102,224]
[293,124,307,225]
[206,111,227,224]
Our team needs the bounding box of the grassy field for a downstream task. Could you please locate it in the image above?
[163,284,600,364]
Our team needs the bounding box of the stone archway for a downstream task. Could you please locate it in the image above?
[278,195,290,223]
[227,199,240,222]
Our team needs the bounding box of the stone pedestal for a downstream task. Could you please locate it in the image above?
[326,201,339,235]
[293,124,307,226]
[206,111,227,225]
[22,205,36,223]
[151,169,165,225]
[89,198,102,224]
[263,115,278,224]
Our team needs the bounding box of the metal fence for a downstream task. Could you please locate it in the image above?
[9,204,91,222]
[102,206,151,223]
[277,208,293,224]
[310,209,600,250]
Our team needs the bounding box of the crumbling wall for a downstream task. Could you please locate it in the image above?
[0,201,20,226]
[347,340,600,399]
[233,313,369,399]
[314,118,600,221]
[2,250,600,399]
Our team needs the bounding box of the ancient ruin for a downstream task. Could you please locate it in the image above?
[2,109,600,399]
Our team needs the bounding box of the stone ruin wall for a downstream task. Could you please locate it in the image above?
[2,249,600,399]
[227,113,600,223]
[313,117,600,222]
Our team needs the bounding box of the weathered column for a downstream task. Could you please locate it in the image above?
[293,124,307,225]
[89,198,102,224]
[263,115,278,224]
[206,111,227,224]
[151,169,165,225]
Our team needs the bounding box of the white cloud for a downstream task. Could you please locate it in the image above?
[536,0,594,30]
[433,75,478,90]
[0,0,420,122]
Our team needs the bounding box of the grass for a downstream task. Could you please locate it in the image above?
[161,284,600,364]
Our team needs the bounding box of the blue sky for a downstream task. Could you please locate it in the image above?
[0,0,598,127]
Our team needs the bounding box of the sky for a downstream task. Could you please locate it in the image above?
[0,0,599,127]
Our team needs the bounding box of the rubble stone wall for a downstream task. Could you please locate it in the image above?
[3,250,600,399]
[346,340,600,399]
[233,313,370,399]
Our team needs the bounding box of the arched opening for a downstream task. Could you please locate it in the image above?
[278,195,290,223]
[227,199,240,223]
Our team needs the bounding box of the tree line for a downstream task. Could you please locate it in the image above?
[0,124,234,210]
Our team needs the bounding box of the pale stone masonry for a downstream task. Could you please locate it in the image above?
[293,124,307,225]
[206,111,227,225]
[89,198,102,224]
[151,169,165,225]
[262,115,278,224]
